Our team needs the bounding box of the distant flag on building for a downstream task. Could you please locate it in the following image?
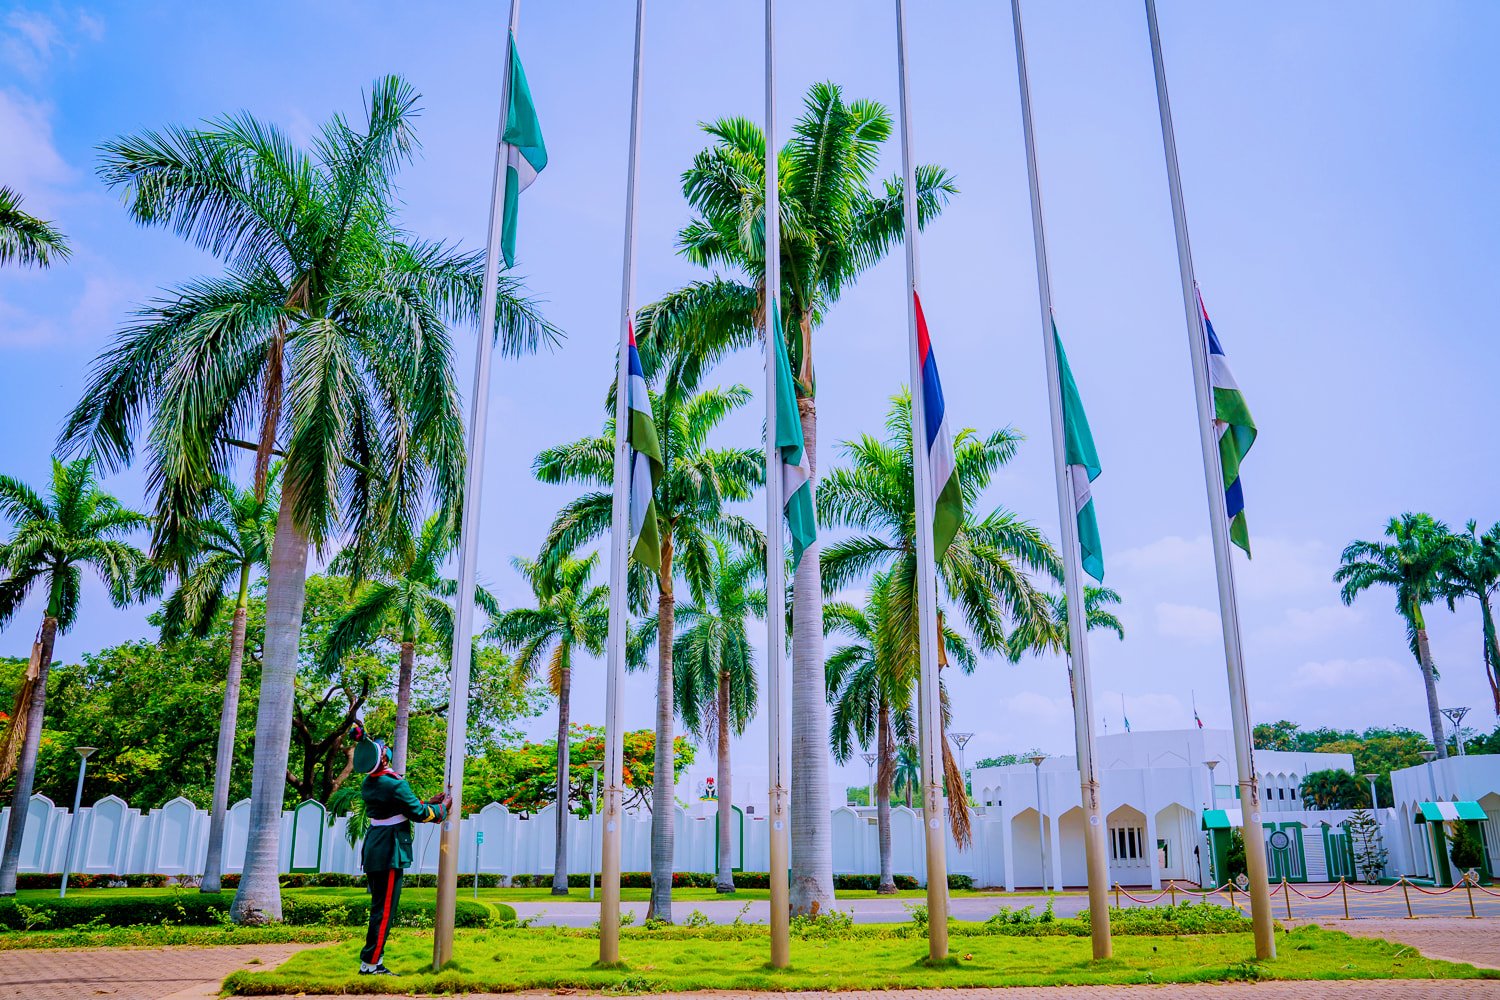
[625,324,663,570]
[771,302,816,568]
[1121,694,1131,733]
[914,293,963,563]
[1054,321,1103,581]
[500,32,548,267]
[1192,690,1204,729]
[1198,288,1256,556]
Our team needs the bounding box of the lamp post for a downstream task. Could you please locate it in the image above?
[951,733,973,797]
[1363,773,1379,811]
[586,759,604,901]
[1441,707,1470,757]
[59,747,96,899]
[861,752,877,809]
[1419,749,1439,801]
[1205,759,1219,811]
[1030,755,1047,892]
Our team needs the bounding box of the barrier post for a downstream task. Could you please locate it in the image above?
[1340,879,1349,921]
[1168,881,1177,907]
[1226,882,1235,912]
[1282,879,1291,920]
[1114,883,1121,909]
[1466,874,1477,919]
[1401,878,1414,919]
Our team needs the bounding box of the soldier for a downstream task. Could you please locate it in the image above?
[349,722,450,976]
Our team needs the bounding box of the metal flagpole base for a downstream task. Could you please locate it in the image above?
[1239,781,1276,958]
[768,784,790,968]
[1082,780,1113,959]
[598,786,624,966]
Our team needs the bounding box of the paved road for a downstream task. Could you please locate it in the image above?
[507,883,1500,927]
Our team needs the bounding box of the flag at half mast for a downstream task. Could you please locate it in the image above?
[771,303,816,568]
[1054,320,1103,582]
[913,293,963,564]
[1198,288,1257,556]
[626,324,663,571]
[501,32,547,268]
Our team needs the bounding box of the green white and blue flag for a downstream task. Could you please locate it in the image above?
[501,32,547,268]
[1199,289,1256,556]
[1054,321,1103,582]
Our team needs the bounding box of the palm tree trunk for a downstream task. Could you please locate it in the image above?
[392,640,415,774]
[648,538,676,922]
[1480,595,1500,716]
[552,659,571,896]
[876,700,896,894]
[715,670,734,892]
[201,565,252,894]
[790,391,833,915]
[0,615,57,896]
[230,488,311,924]
[1414,621,1448,759]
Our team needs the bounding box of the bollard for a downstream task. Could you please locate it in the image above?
[1114,883,1121,909]
[1340,879,1349,921]
[1168,881,1177,907]
[1282,879,1292,920]
[1226,882,1234,912]
[1466,875,1477,920]
[1401,878,1414,919]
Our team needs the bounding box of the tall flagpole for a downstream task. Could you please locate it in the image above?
[1143,0,1274,959]
[893,0,949,961]
[1007,0,1112,960]
[762,0,792,971]
[434,0,522,970]
[599,0,646,967]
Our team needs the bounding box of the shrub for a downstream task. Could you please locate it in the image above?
[0,890,229,930]
[947,874,974,891]
[1448,821,1486,874]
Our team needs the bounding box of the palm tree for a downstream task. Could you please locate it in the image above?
[892,744,921,810]
[667,542,764,893]
[636,82,957,913]
[1336,513,1464,756]
[534,363,762,921]
[825,575,911,893]
[818,391,1057,841]
[60,76,557,923]
[0,457,147,895]
[1010,585,1126,659]
[0,186,71,268]
[487,555,608,896]
[156,472,277,894]
[1440,521,1500,715]
[322,512,498,773]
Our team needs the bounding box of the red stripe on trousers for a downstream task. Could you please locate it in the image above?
[373,868,396,964]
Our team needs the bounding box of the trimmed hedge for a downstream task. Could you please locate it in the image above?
[506,871,934,891]
[0,890,492,930]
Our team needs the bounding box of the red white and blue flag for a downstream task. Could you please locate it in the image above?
[626,324,663,571]
[914,293,963,563]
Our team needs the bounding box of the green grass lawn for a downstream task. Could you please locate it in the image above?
[223,924,1494,995]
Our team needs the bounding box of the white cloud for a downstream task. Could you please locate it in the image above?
[1154,602,1222,642]
[1236,537,1337,600]
[0,90,72,205]
[0,272,141,347]
[1286,656,1406,691]
[1254,604,1363,645]
[1114,535,1211,578]
[3,7,105,81]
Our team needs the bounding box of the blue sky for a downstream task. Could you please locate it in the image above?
[2,2,1497,794]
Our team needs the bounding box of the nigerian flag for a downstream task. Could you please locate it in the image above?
[772,303,816,567]
[501,32,547,268]
[1055,323,1103,582]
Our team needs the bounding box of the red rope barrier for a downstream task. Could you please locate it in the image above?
[1114,885,1172,905]
[1344,880,1399,894]
[1288,882,1343,900]
[1408,880,1464,896]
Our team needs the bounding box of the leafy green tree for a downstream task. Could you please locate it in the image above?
[972,750,1045,769]
[818,391,1056,843]
[153,472,277,892]
[1335,513,1463,758]
[322,512,498,774]
[666,543,764,893]
[534,369,760,920]
[0,457,148,896]
[62,76,556,923]
[488,555,608,896]
[892,743,921,810]
[1448,821,1485,874]
[637,82,957,914]
[0,186,71,268]
[1299,768,1364,810]
[1440,520,1500,715]
[825,575,912,893]
[1348,807,1388,883]
[1252,720,1433,807]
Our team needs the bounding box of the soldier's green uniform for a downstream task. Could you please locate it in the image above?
[350,725,446,975]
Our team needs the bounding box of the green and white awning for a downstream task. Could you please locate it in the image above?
[1415,801,1487,823]
[1202,808,1244,830]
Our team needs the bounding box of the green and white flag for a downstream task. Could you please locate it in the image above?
[772,302,816,568]
[501,32,547,268]
[1055,322,1103,582]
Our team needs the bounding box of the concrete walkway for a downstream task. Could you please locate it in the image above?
[0,942,312,999]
